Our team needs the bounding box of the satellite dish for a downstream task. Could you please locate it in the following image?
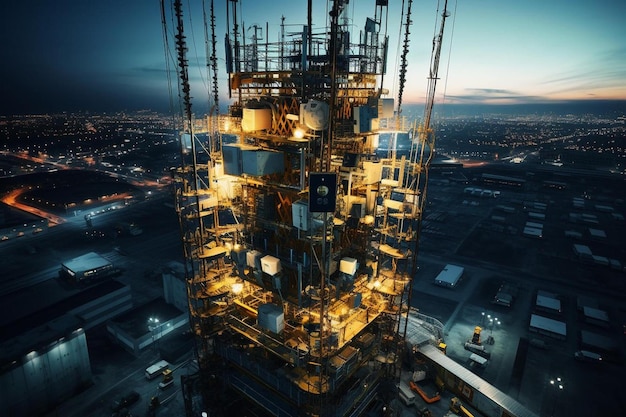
[301,100,329,131]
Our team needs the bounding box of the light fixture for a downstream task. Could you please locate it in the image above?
[232,282,243,295]
[293,127,305,140]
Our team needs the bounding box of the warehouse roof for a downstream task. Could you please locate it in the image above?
[62,252,112,273]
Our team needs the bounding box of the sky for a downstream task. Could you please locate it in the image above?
[1,0,625,115]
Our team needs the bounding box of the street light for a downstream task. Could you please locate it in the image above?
[491,318,501,335]
[550,376,564,416]
[550,376,564,390]
[148,317,160,350]
[148,317,159,330]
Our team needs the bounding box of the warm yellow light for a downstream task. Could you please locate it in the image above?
[232,282,243,295]
[293,127,305,139]
[374,280,381,288]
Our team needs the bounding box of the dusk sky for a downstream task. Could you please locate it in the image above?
[1,0,625,115]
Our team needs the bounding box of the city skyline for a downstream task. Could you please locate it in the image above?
[1,0,625,116]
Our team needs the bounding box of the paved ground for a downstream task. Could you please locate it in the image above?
[399,173,626,417]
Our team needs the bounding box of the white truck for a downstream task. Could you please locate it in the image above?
[145,360,169,380]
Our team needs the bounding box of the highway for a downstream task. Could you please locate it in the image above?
[1,188,66,225]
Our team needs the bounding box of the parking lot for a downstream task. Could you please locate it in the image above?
[403,170,626,416]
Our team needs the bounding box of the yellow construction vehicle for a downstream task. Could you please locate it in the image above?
[158,368,174,390]
[450,397,475,417]
[471,326,482,345]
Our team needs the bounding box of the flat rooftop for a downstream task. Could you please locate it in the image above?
[108,297,184,339]
[0,279,126,341]
[62,252,112,272]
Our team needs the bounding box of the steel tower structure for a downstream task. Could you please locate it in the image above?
[164,1,452,415]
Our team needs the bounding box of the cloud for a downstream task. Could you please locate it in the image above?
[134,66,169,74]
[540,46,626,95]
[445,88,545,104]
[463,88,519,96]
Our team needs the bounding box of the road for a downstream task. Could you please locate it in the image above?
[1,188,66,225]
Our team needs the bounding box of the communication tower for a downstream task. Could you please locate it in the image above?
[163,1,451,415]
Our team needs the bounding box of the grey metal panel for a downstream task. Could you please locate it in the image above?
[419,344,540,417]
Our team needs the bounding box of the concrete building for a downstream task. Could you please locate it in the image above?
[0,316,91,416]
[434,264,464,288]
[535,290,561,315]
[529,314,567,340]
[106,297,187,355]
[59,252,118,283]
[0,274,133,416]
[162,260,189,314]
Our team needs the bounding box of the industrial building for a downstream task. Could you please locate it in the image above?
[59,252,118,283]
[433,264,464,288]
[529,314,567,340]
[106,297,188,355]
[579,330,620,356]
[580,306,610,328]
[162,260,189,314]
[534,290,561,315]
[0,278,133,416]
[416,344,538,417]
[0,317,91,417]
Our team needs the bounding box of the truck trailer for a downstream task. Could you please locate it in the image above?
[145,360,170,380]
